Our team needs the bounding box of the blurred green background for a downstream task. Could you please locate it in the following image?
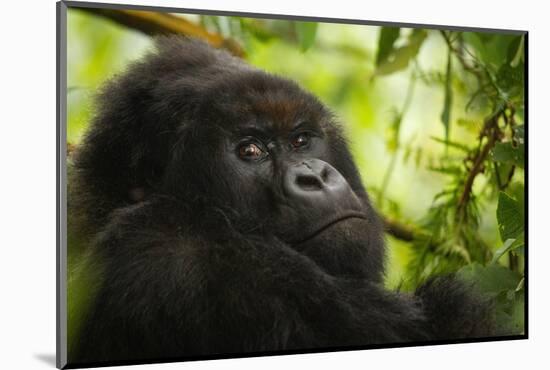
[66,7,525,346]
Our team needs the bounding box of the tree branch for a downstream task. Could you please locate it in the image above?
[457,115,498,209]
[383,217,439,251]
[78,8,245,57]
[383,217,415,242]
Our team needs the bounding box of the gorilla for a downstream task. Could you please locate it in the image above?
[68,36,495,365]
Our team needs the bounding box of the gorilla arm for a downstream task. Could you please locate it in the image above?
[74,198,430,362]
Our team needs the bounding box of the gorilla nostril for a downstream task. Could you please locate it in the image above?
[320,166,329,182]
[296,175,323,191]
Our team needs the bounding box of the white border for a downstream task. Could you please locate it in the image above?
[1,0,547,369]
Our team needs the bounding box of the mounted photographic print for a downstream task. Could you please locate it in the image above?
[56,1,527,368]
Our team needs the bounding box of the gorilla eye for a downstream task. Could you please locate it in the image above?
[291,133,310,148]
[238,142,265,160]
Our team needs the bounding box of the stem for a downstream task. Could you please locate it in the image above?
[377,73,417,205]
[509,253,518,272]
[456,111,502,219]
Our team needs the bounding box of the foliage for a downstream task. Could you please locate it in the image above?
[371,29,525,335]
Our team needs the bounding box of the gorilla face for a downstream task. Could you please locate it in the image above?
[160,71,384,280]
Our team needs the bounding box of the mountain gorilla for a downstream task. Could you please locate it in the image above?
[69,36,495,364]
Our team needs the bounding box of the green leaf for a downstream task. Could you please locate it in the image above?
[428,165,462,175]
[430,137,470,152]
[414,147,423,167]
[295,22,318,51]
[457,117,483,133]
[462,32,485,59]
[508,183,525,220]
[496,62,524,102]
[375,29,427,76]
[491,238,516,264]
[458,263,521,295]
[463,33,518,69]
[376,27,400,66]
[507,35,525,68]
[491,235,524,264]
[488,35,519,68]
[493,142,524,168]
[515,277,525,292]
[440,49,453,145]
[385,110,402,152]
[497,192,524,242]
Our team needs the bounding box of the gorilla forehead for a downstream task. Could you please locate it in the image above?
[134,37,332,135]
[197,70,331,134]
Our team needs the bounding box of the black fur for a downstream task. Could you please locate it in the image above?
[69,36,495,364]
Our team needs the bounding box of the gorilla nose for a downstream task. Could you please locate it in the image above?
[288,160,337,193]
[284,159,360,211]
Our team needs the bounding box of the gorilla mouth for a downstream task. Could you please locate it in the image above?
[291,211,368,245]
